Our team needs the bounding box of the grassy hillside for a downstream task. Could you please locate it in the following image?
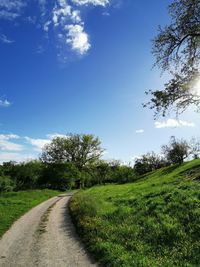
[0,189,60,237]
[70,159,200,267]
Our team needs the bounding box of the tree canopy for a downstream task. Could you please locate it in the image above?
[145,0,200,116]
[40,133,104,170]
[162,136,190,164]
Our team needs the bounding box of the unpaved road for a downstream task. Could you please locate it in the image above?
[0,195,98,267]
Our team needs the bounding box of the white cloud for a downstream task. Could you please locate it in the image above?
[155,119,195,129]
[0,132,68,162]
[65,24,90,54]
[0,134,23,152]
[51,0,89,55]
[0,99,11,107]
[0,0,117,58]
[0,34,14,44]
[132,155,142,163]
[25,137,51,151]
[135,129,144,134]
[0,140,23,151]
[46,133,67,139]
[44,20,51,32]
[0,134,20,140]
[0,0,26,20]
[72,0,109,6]
[0,1,25,11]
[52,1,72,26]
[0,152,35,163]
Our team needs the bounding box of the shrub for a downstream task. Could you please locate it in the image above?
[0,176,15,193]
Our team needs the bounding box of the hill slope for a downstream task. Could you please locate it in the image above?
[70,160,200,267]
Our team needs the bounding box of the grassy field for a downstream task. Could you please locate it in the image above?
[0,189,60,237]
[70,159,200,267]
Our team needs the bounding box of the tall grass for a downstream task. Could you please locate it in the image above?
[70,160,200,267]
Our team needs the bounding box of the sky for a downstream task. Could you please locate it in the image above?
[0,0,199,164]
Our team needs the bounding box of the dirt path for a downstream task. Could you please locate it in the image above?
[0,194,98,267]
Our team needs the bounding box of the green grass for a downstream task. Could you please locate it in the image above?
[0,189,60,237]
[70,159,200,267]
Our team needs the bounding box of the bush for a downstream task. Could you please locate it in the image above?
[13,161,44,190]
[0,176,15,193]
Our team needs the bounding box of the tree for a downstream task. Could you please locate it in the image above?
[12,160,43,190]
[40,162,80,190]
[93,160,111,185]
[134,152,167,175]
[145,0,200,116]
[112,165,135,184]
[190,137,200,159]
[41,133,104,170]
[162,136,190,164]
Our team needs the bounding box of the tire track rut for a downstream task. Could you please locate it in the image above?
[0,195,98,267]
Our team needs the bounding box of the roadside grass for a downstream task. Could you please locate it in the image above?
[0,189,60,237]
[70,159,200,267]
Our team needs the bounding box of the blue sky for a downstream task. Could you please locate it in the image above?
[0,0,199,163]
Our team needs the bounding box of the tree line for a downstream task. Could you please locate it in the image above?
[0,134,199,193]
[134,136,200,175]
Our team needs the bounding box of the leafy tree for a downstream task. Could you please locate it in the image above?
[40,162,80,190]
[78,170,93,188]
[145,0,200,116]
[13,160,43,190]
[112,165,135,184]
[2,161,17,177]
[91,161,111,185]
[41,133,104,170]
[162,136,190,164]
[190,137,200,159]
[134,152,167,175]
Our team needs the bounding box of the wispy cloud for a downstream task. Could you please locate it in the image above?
[0,0,116,59]
[0,152,35,163]
[25,133,67,151]
[38,0,47,14]
[135,129,144,134]
[0,99,12,107]
[72,0,109,6]
[25,137,51,151]
[35,45,45,54]
[50,0,90,56]
[0,0,27,20]
[0,34,14,44]
[0,134,20,140]
[46,133,67,139]
[155,119,195,129]
[0,134,23,151]
[0,132,68,162]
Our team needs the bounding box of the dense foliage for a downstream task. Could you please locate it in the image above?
[134,152,168,175]
[41,133,104,169]
[0,134,199,193]
[162,136,190,164]
[0,159,137,193]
